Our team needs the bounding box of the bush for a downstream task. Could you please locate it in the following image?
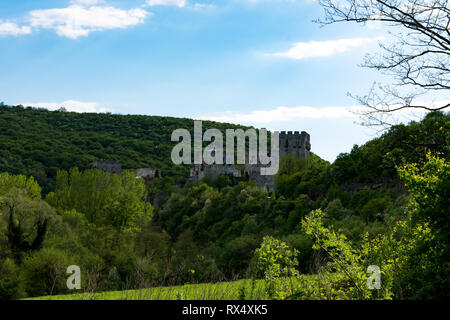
[0,258,26,299]
[325,198,350,220]
[254,236,299,280]
[21,248,71,297]
[253,236,299,299]
[360,197,392,222]
[282,234,313,274]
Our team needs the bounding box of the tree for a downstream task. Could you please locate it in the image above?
[46,168,153,232]
[317,0,450,128]
[254,236,299,280]
[278,154,309,176]
[213,175,232,190]
[253,236,299,299]
[301,209,394,299]
[0,258,26,299]
[397,152,449,299]
[0,190,58,263]
[0,173,41,199]
[0,174,56,263]
[21,248,71,297]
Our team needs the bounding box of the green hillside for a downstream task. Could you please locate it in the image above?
[2,104,447,196]
[0,105,249,193]
[0,106,448,300]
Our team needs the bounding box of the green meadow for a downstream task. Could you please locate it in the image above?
[28,276,319,300]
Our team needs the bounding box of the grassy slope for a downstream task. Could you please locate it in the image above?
[28,276,316,300]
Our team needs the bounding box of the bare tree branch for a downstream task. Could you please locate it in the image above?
[316,0,450,128]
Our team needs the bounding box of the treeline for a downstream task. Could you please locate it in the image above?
[0,109,448,300]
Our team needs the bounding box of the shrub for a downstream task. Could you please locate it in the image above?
[253,236,299,299]
[0,258,26,299]
[21,248,71,297]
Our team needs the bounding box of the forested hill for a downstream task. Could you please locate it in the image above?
[0,104,448,195]
[0,105,249,192]
[331,111,449,185]
[0,105,449,300]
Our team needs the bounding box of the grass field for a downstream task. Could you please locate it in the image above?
[29,276,316,300]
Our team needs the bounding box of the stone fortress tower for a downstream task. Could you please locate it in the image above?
[279,131,311,160]
[189,130,311,192]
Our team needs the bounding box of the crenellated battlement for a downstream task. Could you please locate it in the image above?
[279,130,311,159]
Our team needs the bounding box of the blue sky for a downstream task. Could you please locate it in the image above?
[0,0,436,161]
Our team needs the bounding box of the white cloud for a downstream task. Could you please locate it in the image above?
[193,3,216,9]
[70,0,105,5]
[199,102,440,128]
[268,37,383,60]
[24,100,112,113]
[199,105,359,124]
[27,5,149,39]
[241,0,300,3]
[0,20,32,36]
[145,0,187,7]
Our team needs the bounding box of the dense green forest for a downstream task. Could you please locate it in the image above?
[0,105,448,300]
[0,105,249,193]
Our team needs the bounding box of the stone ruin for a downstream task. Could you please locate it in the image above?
[91,131,311,192]
[279,131,311,159]
[92,161,162,182]
[92,160,122,175]
[189,130,311,192]
[136,168,162,181]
